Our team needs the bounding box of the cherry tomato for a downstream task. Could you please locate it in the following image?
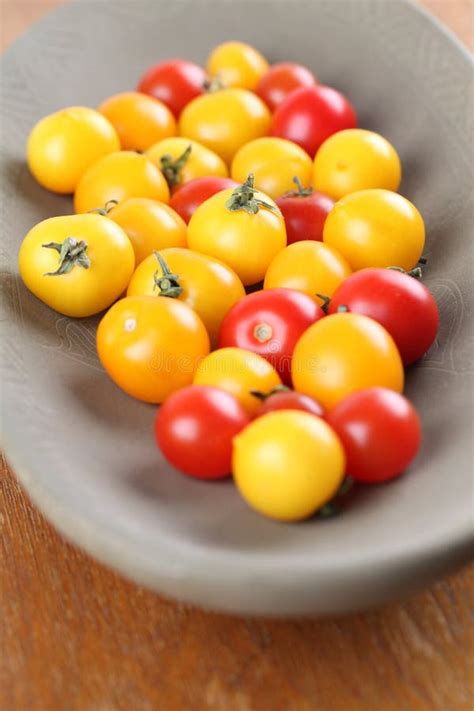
[98,91,176,152]
[18,213,135,318]
[233,410,345,521]
[252,386,324,418]
[193,347,281,416]
[74,151,169,214]
[179,88,271,164]
[329,268,439,365]
[207,41,268,91]
[292,312,404,410]
[126,247,245,347]
[155,385,251,480]
[323,189,425,271]
[255,62,317,111]
[231,137,313,200]
[169,176,239,224]
[27,106,120,194]
[218,288,324,384]
[271,85,357,157]
[137,59,207,118]
[276,179,334,244]
[97,295,210,403]
[107,198,187,265]
[313,129,401,200]
[326,388,422,482]
[264,240,351,308]
[187,176,286,286]
[146,137,228,191]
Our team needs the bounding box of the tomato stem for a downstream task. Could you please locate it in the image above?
[287,175,314,197]
[388,265,423,279]
[42,237,90,276]
[250,385,290,401]
[203,74,226,93]
[315,293,331,313]
[153,252,183,298]
[160,144,192,189]
[88,199,119,216]
[225,174,277,215]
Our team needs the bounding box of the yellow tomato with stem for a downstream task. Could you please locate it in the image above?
[27,106,120,194]
[18,213,135,317]
[179,88,271,164]
[323,189,425,271]
[292,312,404,410]
[107,198,187,265]
[233,410,345,521]
[207,41,269,91]
[231,137,313,200]
[146,137,228,190]
[98,91,176,152]
[126,247,245,347]
[74,151,169,213]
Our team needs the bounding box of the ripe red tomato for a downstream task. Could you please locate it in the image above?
[169,176,239,223]
[218,287,325,385]
[326,388,422,483]
[329,268,439,365]
[276,179,335,244]
[137,59,206,118]
[255,62,317,111]
[271,85,357,157]
[253,386,324,417]
[155,385,250,479]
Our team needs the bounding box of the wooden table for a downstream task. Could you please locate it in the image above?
[1,2,473,709]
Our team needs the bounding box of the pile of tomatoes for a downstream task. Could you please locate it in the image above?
[18,42,439,522]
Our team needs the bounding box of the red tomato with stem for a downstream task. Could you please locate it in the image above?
[328,267,439,365]
[272,85,357,157]
[255,62,317,111]
[155,385,251,479]
[252,385,324,417]
[169,176,239,224]
[276,177,335,243]
[137,59,207,118]
[326,388,422,483]
[218,287,325,385]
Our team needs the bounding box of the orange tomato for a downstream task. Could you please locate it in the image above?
[146,137,228,190]
[207,41,269,91]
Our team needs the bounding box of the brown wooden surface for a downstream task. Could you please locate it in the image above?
[1,2,473,710]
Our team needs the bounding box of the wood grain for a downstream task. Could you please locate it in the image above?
[1,2,473,710]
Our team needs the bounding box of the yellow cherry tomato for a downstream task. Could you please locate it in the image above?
[231,137,313,200]
[97,295,210,403]
[107,198,187,265]
[179,88,271,164]
[207,41,269,91]
[187,177,286,286]
[126,247,245,347]
[18,213,135,317]
[74,151,169,213]
[313,129,402,200]
[233,410,345,521]
[27,106,120,194]
[323,189,425,271]
[292,312,404,410]
[146,137,228,190]
[264,240,351,307]
[193,347,281,415]
[98,91,176,152]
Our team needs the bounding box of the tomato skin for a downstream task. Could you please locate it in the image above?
[276,189,334,244]
[155,385,251,479]
[218,288,324,385]
[207,41,268,91]
[233,410,345,521]
[137,59,206,118]
[255,62,317,111]
[169,176,239,223]
[254,389,324,418]
[271,85,357,158]
[146,137,228,190]
[326,388,421,482]
[329,268,439,365]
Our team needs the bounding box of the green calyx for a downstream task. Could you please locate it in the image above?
[388,265,423,280]
[225,174,277,215]
[160,144,192,188]
[88,199,119,216]
[153,252,183,298]
[316,476,354,518]
[286,175,314,197]
[250,385,290,401]
[42,237,91,276]
[203,74,226,93]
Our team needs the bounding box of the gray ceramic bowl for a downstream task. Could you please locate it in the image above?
[1,0,473,616]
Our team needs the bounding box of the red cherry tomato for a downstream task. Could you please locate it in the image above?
[155,385,251,479]
[169,176,239,224]
[329,268,439,365]
[271,85,357,158]
[276,180,335,244]
[255,62,317,111]
[218,287,325,385]
[326,388,422,483]
[137,59,206,118]
[253,387,324,417]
